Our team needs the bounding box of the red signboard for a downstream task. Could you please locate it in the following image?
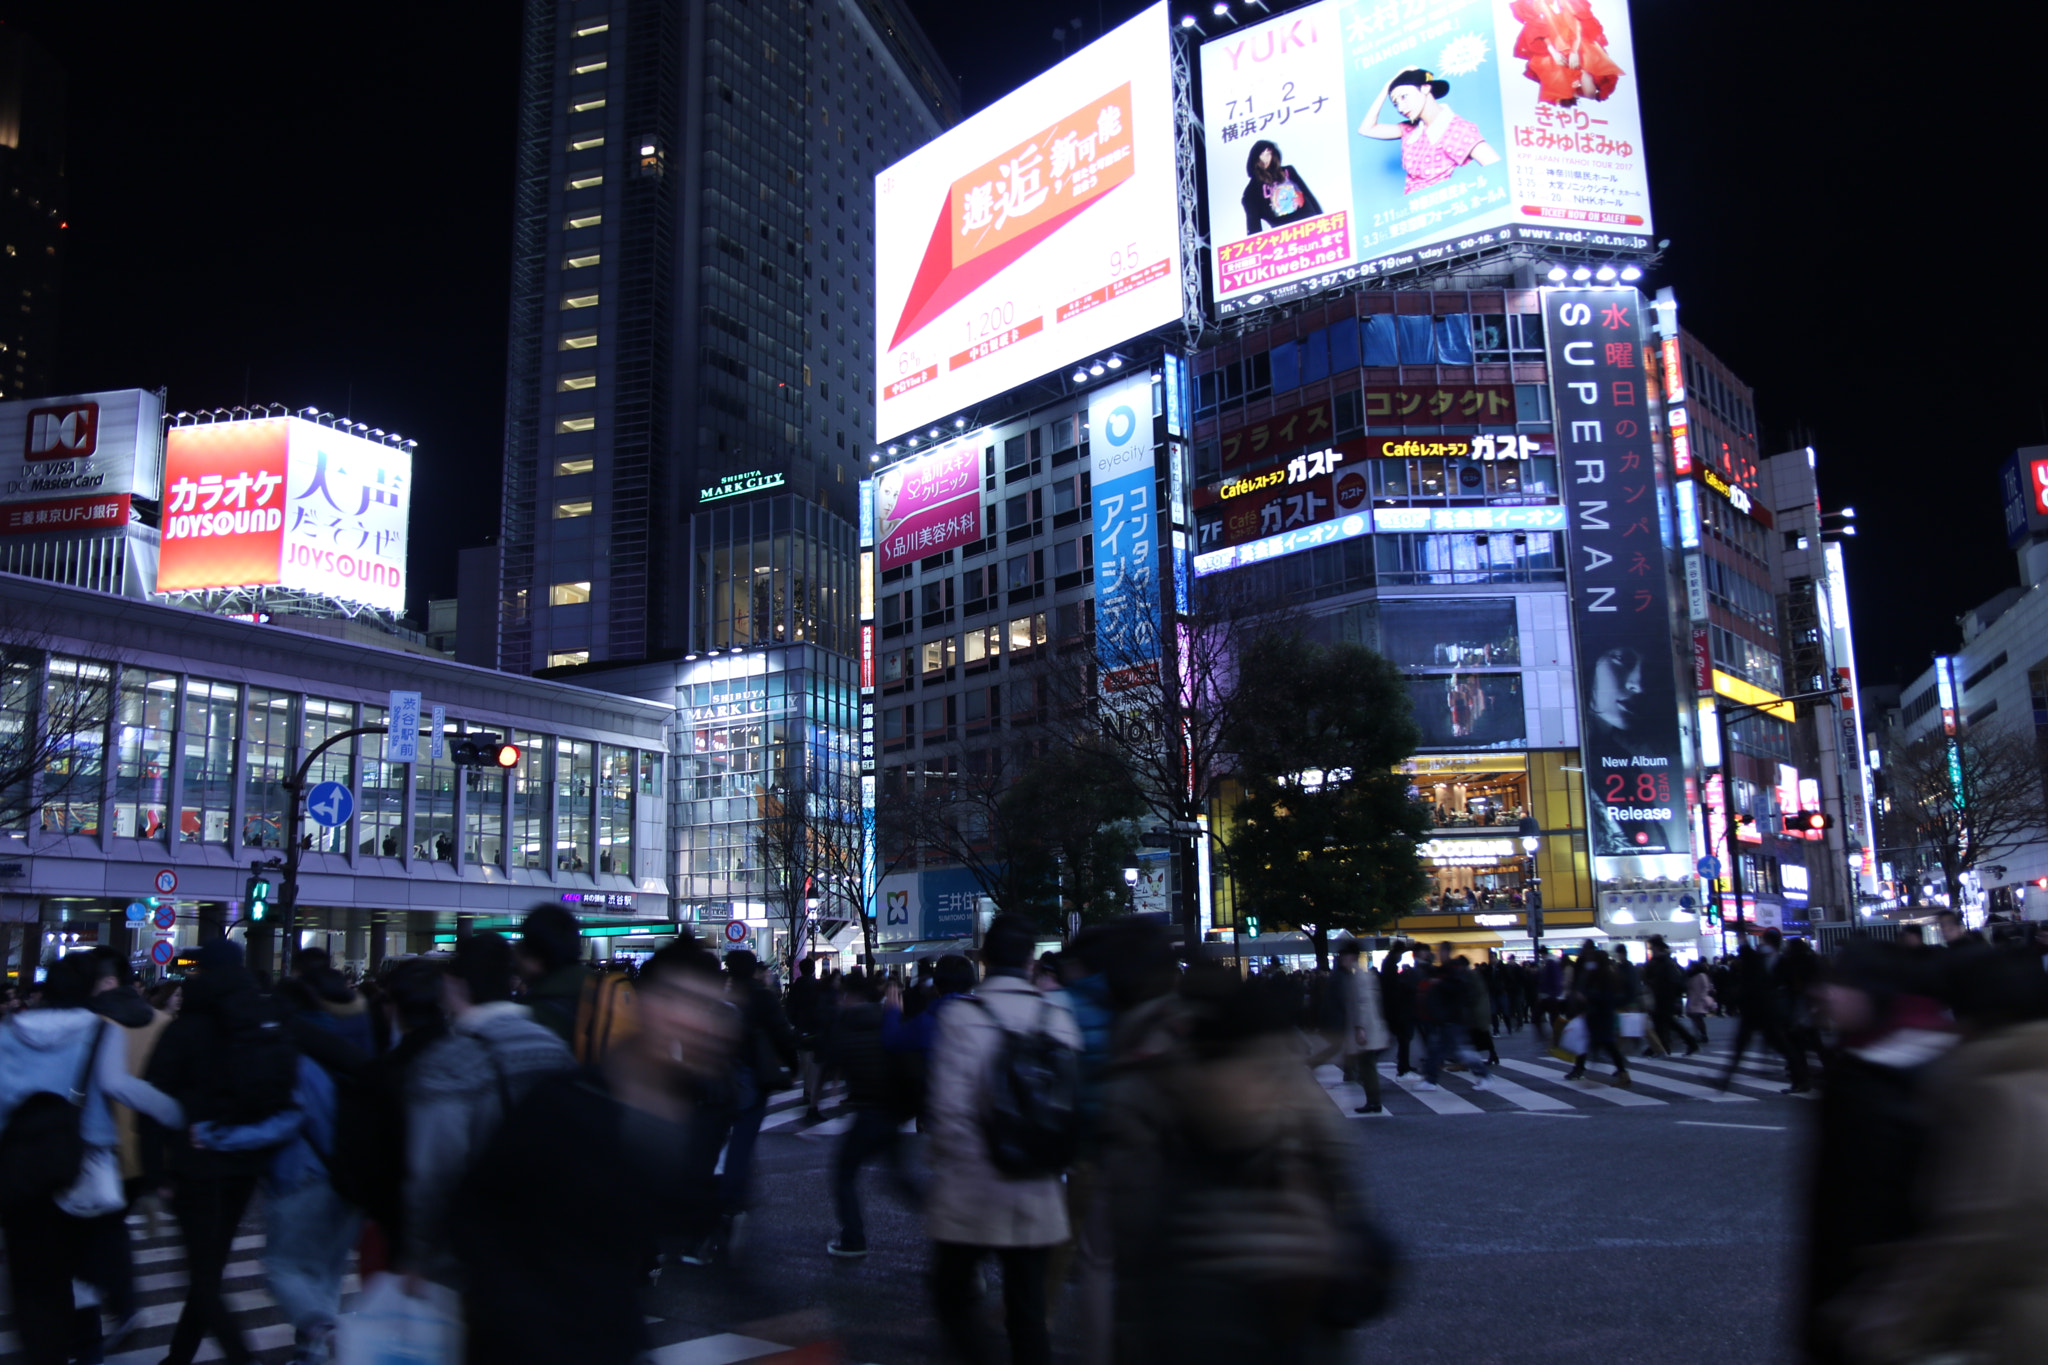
[1692,626,1712,694]
[0,493,131,537]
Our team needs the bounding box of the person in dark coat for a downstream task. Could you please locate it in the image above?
[1379,944,1419,1075]
[328,959,446,1277]
[143,939,290,1365]
[825,975,923,1257]
[451,943,736,1365]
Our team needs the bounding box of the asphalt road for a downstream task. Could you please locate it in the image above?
[645,1031,1808,1365]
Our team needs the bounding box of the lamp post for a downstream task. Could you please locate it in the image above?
[1517,815,1543,949]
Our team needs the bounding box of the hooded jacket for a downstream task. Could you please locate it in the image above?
[1,1007,183,1157]
[144,963,286,1179]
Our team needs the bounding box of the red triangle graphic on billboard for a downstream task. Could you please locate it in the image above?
[887,192,1106,352]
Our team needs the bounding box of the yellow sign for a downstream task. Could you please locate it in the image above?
[1399,754,1529,776]
[1712,669,1794,722]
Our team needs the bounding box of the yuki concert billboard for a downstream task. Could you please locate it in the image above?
[1200,0,1653,314]
[875,3,1181,440]
[157,417,411,611]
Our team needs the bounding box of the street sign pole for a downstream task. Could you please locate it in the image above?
[278,724,389,979]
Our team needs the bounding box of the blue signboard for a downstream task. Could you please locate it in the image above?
[1088,374,1160,688]
[306,781,355,828]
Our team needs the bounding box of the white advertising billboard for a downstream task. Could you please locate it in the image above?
[875,2,1181,441]
[0,390,162,536]
[157,417,411,612]
[1200,0,1652,314]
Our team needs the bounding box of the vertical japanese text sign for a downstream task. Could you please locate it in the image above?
[1545,289,1689,868]
[385,691,421,763]
[1088,373,1161,693]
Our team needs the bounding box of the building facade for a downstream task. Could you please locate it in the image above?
[0,574,673,984]
[0,28,65,404]
[495,0,955,673]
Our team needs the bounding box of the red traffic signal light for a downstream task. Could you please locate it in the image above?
[492,743,521,769]
[449,732,521,768]
[1782,811,1832,833]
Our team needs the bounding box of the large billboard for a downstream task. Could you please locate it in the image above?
[875,3,1181,440]
[1200,0,1652,315]
[873,439,982,571]
[0,390,163,533]
[1089,374,1162,688]
[1543,287,1688,870]
[158,417,411,612]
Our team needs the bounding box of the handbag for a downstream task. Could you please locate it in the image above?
[1618,1012,1648,1039]
[57,1147,127,1218]
[1560,1016,1590,1056]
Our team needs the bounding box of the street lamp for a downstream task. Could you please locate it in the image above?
[1517,816,1543,947]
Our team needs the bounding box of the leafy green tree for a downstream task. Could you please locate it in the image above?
[1226,636,1429,966]
[1000,738,1146,936]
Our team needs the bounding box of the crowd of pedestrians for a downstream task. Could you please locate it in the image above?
[6,905,2048,1363]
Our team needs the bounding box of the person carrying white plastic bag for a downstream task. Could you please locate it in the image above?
[334,1272,463,1365]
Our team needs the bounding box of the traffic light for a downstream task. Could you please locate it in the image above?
[245,873,273,920]
[1782,811,1833,833]
[1243,915,1260,938]
[448,732,522,768]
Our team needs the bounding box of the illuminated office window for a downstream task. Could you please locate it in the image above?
[550,581,592,605]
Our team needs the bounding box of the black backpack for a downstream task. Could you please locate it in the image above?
[970,994,1081,1179]
[0,1022,102,1209]
[211,990,301,1125]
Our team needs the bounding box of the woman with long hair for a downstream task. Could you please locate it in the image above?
[1239,139,1323,234]
[1356,68,1500,196]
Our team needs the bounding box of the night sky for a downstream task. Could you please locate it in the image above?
[6,0,2045,685]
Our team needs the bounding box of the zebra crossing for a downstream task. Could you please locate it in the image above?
[0,1211,835,1364]
[1321,1038,1816,1117]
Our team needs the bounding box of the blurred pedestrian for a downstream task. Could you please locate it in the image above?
[452,942,736,1365]
[145,938,300,1365]
[825,973,922,1258]
[1106,966,1390,1365]
[1828,948,2048,1363]
[786,957,826,1119]
[1718,930,1810,1094]
[401,933,573,1290]
[704,949,799,1250]
[924,915,1081,1365]
[1,951,183,1365]
[1685,960,1716,1045]
[1563,949,1631,1086]
[1379,944,1418,1075]
[330,958,445,1280]
[1336,941,1391,1115]
[1534,945,1567,1043]
[1645,935,1699,1056]
[513,904,587,1044]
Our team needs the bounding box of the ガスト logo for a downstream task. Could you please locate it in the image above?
[25,403,99,462]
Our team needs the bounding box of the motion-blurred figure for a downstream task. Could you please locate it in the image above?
[1828,948,2048,1364]
[1107,966,1390,1365]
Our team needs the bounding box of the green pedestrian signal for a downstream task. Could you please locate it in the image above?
[1244,915,1260,938]
[245,873,273,920]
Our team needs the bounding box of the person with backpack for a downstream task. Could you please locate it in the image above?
[924,914,1082,1365]
[1,951,184,1365]
[401,932,574,1290]
[824,973,923,1258]
[449,941,736,1365]
[145,937,301,1365]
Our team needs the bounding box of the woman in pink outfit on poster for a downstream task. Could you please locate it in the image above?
[1356,68,1501,196]
[1511,0,1624,105]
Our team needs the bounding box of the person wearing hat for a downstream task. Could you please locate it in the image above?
[1356,67,1500,196]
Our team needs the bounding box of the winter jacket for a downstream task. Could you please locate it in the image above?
[1646,954,1685,1007]
[826,1001,894,1109]
[1338,963,1390,1054]
[1832,1020,2048,1365]
[452,1068,721,1365]
[1063,971,1118,1145]
[924,973,1083,1248]
[402,1001,575,1285]
[144,963,290,1180]
[524,964,587,1045]
[1379,962,1416,1030]
[0,1008,184,1158]
[733,978,800,1089]
[1105,1002,1371,1364]
[91,986,173,1181]
[331,1020,445,1243]
[1685,972,1716,1016]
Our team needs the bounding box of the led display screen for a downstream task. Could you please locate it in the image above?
[1200,0,1652,315]
[875,3,1180,439]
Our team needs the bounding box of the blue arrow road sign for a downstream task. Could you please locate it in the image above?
[1696,856,1721,879]
[307,781,356,828]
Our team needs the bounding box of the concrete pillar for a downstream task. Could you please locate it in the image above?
[368,912,388,975]
[196,901,228,948]
[407,911,437,956]
[245,920,276,978]
[0,924,13,988]
[344,906,368,975]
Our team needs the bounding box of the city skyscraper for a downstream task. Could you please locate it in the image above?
[495,0,956,674]
[0,27,65,404]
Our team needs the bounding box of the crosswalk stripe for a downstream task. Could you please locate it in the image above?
[1536,1057,1756,1104]
[646,1332,793,1364]
[1630,1053,1806,1096]
[1386,1070,1485,1114]
[1430,1067,1574,1111]
[1495,1058,1666,1106]
[104,1321,298,1365]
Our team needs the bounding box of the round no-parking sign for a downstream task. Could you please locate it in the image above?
[724,920,751,945]
[150,940,175,966]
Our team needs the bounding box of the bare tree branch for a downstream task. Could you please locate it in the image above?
[1882,724,2047,906]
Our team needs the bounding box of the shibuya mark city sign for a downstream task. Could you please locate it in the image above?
[1544,288,1688,871]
